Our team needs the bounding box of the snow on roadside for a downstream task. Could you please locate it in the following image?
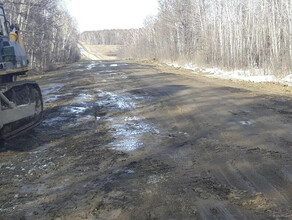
[167,63,201,73]
[166,63,292,86]
[203,68,277,83]
[280,74,292,85]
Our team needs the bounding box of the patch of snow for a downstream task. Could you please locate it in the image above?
[166,62,292,86]
[167,63,201,74]
[204,68,277,83]
[280,74,292,85]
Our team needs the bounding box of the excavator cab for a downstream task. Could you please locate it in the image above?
[0,2,43,140]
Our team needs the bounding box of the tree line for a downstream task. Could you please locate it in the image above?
[80,30,134,45]
[117,0,292,76]
[3,0,80,71]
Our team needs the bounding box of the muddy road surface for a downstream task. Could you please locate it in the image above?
[1,60,292,220]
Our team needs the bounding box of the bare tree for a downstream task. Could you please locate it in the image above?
[3,0,80,71]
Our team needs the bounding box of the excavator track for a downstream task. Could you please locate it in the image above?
[0,81,43,140]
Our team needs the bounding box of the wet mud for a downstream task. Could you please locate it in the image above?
[0,60,292,219]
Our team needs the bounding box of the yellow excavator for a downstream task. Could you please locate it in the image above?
[0,2,43,139]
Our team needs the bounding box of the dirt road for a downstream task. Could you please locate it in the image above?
[0,60,292,220]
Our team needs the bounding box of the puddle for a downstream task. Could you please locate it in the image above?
[99,70,114,74]
[44,95,60,103]
[124,116,140,121]
[87,62,96,70]
[125,169,135,174]
[63,106,87,114]
[43,93,73,104]
[239,121,253,126]
[75,93,94,103]
[68,115,96,127]
[41,84,63,96]
[99,64,107,68]
[30,143,56,154]
[228,120,253,126]
[110,64,118,67]
[95,89,158,151]
[96,90,136,110]
[42,117,67,127]
[109,117,159,152]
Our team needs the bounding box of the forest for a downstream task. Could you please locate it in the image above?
[82,0,292,77]
[3,0,80,71]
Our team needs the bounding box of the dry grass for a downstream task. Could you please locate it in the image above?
[80,43,122,60]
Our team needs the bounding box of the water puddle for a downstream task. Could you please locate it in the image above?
[95,90,158,151]
[41,84,63,96]
[63,106,87,114]
[108,116,159,152]
[68,115,96,127]
[30,143,56,154]
[99,64,107,68]
[228,120,253,126]
[43,93,73,104]
[87,62,96,70]
[98,70,114,74]
[44,95,60,103]
[96,90,136,110]
[110,64,118,67]
[42,116,67,127]
[75,93,94,103]
[239,121,253,126]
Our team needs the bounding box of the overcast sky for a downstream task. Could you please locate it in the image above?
[66,0,159,32]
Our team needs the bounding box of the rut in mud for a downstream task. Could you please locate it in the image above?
[0,60,292,220]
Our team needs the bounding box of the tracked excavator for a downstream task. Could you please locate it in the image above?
[0,2,43,140]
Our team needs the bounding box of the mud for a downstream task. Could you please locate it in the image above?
[0,60,292,220]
